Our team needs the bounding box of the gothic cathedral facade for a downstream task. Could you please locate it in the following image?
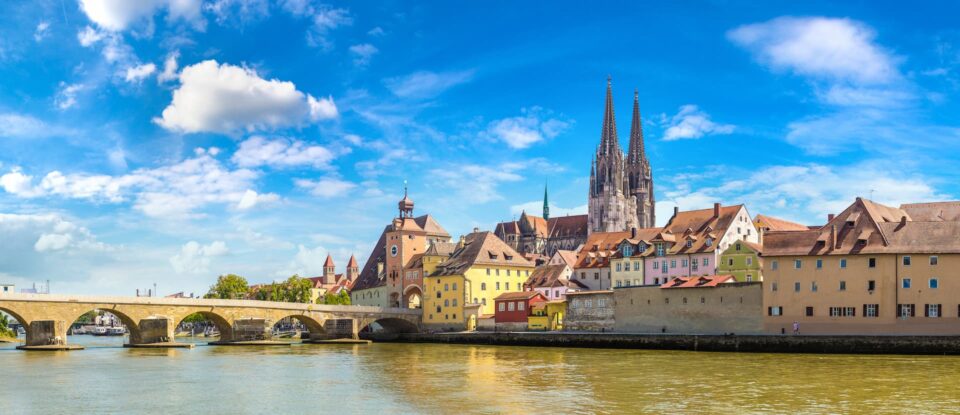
[588,77,655,233]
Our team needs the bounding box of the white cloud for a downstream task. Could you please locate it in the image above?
[0,113,71,139]
[367,26,385,36]
[349,43,378,66]
[728,16,899,85]
[124,63,157,83]
[276,245,328,278]
[483,107,570,149]
[236,189,279,210]
[658,161,948,226]
[77,25,106,46]
[169,240,228,274]
[155,60,338,134]
[384,70,474,99]
[306,7,351,50]
[0,150,280,218]
[294,177,356,198]
[0,213,110,254]
[34,21,50,42]
[661,105,734,141]
[35,233,73,252]
[207,0,270,26]
[55,82,85,110]
[429,163,525,203]
[231,136,337,168]
[157,51,179,83]
[79,0,205,31]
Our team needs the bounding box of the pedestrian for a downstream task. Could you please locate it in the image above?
[792,321,800,335]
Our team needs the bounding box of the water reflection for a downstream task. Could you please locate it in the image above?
[1,337,958,414]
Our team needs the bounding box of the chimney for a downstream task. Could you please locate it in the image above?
[631,227,637,239]
[458,235,466,248]
[830,225,838,250]
[713,202,721,218]
[673,206,679,218]
[828,213,835,222]
[758,227,764,246]
[473,227,480,233]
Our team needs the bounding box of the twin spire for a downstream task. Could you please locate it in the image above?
[599,76,647,164]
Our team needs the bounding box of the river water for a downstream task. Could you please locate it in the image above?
[1,335,959,414]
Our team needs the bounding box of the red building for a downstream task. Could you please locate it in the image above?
[494,291,547,331]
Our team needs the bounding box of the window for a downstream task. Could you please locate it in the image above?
[771,282,778,292]
[496,282,500,290]
[811,281,818,292]
[662,262,668,273]
[839,281,847,291]
[496,269,500,276]
[703,258,709,266]
[902,278,911,289]
[868,258,876,268]
[623,246,634,257]
[482,298,486,305]
[736,243,742,251]
[746,274,753,282]
[486,268,491,275]
[816,259,823,269]
[481,282,487,291]
[768,306,782,316]
[453,299,458,306]
[498,302,505,312]
[794,282,801,292]
[930,278,939,289]
[840,259,847,268]
[453,314,457,319]
[691,261,698,271]
[868,280,876,291]
[670,260,677,269]
[634,261,640,271]
[806,307,814,316]
[772,260,778,270]
[508,302,515,311]
[444,283,449,291]
[930,256,939,266]
[864,304,879,317]
[897,304,915,317]
[746,257,753,266]
[598,298,606,307]
[903,256,911,266]
[683,297,688,304]
[656,244,665,256]
[594,272,599,280]
[728,259,734,266]
[686,240,693,248]
[518,302,525,311]
[444,299,449,306]
[794,259,802,269]
[829,307,856,317]
[926,304,941,318]
[682,259,689,267]
[616,263,622,272]
[580,272,586,280]
[585,299,592,308]
[436,291,441,299]
[452,283,458,291]
[506,269,511,276]
[700,297,706,304]
[616,280,622,288]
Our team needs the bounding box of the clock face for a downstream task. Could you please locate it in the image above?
[391,245,398,257]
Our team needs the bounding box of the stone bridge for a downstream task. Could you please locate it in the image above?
[0,293,421,350]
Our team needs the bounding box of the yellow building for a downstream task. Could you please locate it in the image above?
[423,231,535,330]
[763,198,960,335]
[528,300,566,331]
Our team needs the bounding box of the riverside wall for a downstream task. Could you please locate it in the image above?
[386,332,960,355]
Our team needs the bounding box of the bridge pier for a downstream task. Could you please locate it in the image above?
[123,318,194,349]
[17,320,84,351]
[208,318,290,346]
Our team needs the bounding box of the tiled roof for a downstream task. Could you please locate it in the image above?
[640,204,745,256]
[900,201,960,222]
[610,227,662,259]
[754,214,809,231]
[432,232,533,276]
[347,254,358,268]
[350,226,389,291]
[323,254,335,267]
[494,291,545,301]
[763,197,960,256]
[574,231,631,269]
[552,250,579,267]
[425,241,457,256]
[524,264,569,289]
[414,214,450,237]
[494,214,588,240]
[661,275,736,288]
[547,214,588,239]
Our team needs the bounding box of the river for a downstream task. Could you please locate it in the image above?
[1,335,958,414]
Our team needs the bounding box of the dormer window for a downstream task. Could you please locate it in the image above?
[705,239,713,247]
[656,243,665,257]
[623,245,633,257]
[686,240,693,248]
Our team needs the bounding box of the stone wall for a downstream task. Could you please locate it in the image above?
[613,282,763,334]
[565,291,615,332]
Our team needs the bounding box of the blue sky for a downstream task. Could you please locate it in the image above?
[1,1,959,295]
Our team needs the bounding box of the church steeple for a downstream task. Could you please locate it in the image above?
[543,181,550,220]
[627,89,646,164]
[599,76,620,155]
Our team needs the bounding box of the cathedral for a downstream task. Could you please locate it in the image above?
[588,77,655,233]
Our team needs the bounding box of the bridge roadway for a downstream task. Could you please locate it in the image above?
[0,293,421,350]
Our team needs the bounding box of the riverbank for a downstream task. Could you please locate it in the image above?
[384,332,960,355]
[0,336,22,343]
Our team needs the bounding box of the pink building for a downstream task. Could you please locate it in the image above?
[643,203,759,285]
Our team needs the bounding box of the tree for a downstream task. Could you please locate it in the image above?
[282,275,313,303]
[76,310,98,324]
[337,290,351,305]
[182,313,207,324]
[206,274,250,300]
[0,313,14,338]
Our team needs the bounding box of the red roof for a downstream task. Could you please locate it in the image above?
[494,291,546,301]
[660,275,736,288]
[323,254,335,267]
[347,254,358,268]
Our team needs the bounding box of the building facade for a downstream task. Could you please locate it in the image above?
[613,281,763,334]
[588,78,655,234]
[610,227,662,288]
[718,240,763,282]
[762,198,960,335]
[494,211,588,258]
[523,264,585,301]
[423,231,536,330]
[494,291,547,331]
[573,231,631,291]
[565,290,615,331]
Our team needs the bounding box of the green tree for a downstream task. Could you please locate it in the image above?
[76,310,98,324]
[282,275,313,303]
[337,290,351,305]
[182,313,207,324]
[0,313,15,338]
[206,274,250,300]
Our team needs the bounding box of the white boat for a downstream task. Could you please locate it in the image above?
[108,327,126,336]
[90,326,109,336]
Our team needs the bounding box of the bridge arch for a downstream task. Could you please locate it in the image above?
[403,285,423,309]
[70,307,142,342]
[359,317,419,340]
[272,314,326,340]
[175,310,234,342]
[0,306,29,339]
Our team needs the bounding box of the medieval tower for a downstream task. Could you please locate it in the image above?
[588,77,655,233]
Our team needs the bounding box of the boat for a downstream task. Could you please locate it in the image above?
[108,327,126,336]
[90,326,109,336]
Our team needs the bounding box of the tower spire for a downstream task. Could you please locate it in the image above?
[599,76,619,155]
[543,181,550,220]
[628,88,646,164]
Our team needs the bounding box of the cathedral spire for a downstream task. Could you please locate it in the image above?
[543,181,550,220]
[627,88,646,164]
[599,76,620,155]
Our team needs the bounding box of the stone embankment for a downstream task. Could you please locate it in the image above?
[386,332,960,355]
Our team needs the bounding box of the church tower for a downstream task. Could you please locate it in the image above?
[588,77,640,233]
[542,182,550,221]
[626,89,655,228]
